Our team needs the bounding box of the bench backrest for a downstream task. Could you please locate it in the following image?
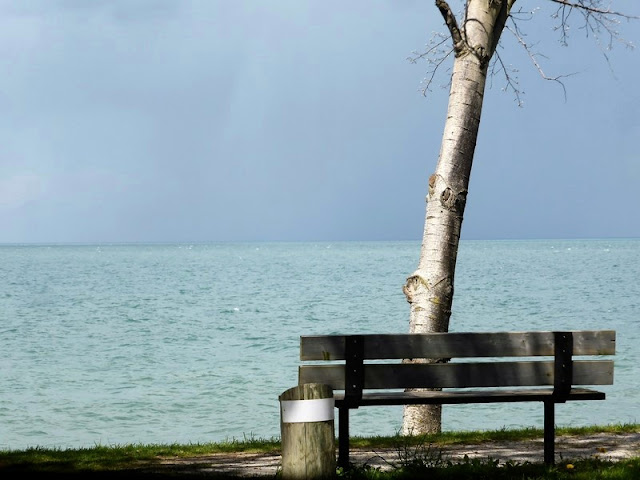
[298,331,615,392]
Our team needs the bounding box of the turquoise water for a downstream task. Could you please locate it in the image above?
[1,239,638,451]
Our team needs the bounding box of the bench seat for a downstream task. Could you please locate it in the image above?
[334,387,605,406]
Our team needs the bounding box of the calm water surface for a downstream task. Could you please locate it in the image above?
[1,239,638,450]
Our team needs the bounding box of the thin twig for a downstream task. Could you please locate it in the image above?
[492,50,524,106]
[549,0,640,19]
[506,22,576,102]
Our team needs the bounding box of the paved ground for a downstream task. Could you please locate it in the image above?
[154,432,640,477]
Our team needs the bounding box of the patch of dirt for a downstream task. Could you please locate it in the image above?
[152,432,640,477]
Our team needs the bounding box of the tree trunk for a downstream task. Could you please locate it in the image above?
[402,0,514,435]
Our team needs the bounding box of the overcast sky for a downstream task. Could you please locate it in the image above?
[1,0,638,243]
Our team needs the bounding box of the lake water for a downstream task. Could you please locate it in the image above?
[1,239,638,451]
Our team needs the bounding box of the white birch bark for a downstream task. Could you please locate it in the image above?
[402,0,515,435]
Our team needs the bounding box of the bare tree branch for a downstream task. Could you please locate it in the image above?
[510,6,539,22]
[435,0,464,54]
[408,33,452,64]
[410,0,636,103]
[491,49,525,106]
[408,32,455,95]
[549,0,640,18]
[421,49,455,96]
[549,0,636,77]
[506,22,576,101]
[489,0,518,55]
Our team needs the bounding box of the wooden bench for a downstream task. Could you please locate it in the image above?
[298,330,616,467]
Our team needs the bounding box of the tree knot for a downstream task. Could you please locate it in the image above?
[403,271,430,303]
[440,187,467,213]
[472,45,490,68]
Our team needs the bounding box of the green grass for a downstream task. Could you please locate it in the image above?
[0,436,282,475]
[0,423,638,478]
[339,457,640,480]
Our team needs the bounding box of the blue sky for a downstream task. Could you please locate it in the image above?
[1,0,638,243]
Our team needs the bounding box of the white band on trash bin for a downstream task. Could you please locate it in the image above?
[281,398,335,423]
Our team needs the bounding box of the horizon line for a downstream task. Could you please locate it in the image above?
[1,236,638,247]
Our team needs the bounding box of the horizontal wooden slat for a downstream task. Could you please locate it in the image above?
[300,331,616,360]
[298,360,614,390]
[332,388,606,406]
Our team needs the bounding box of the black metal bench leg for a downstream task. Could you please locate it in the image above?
[544,401,555,465]
[338,407,350,469]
